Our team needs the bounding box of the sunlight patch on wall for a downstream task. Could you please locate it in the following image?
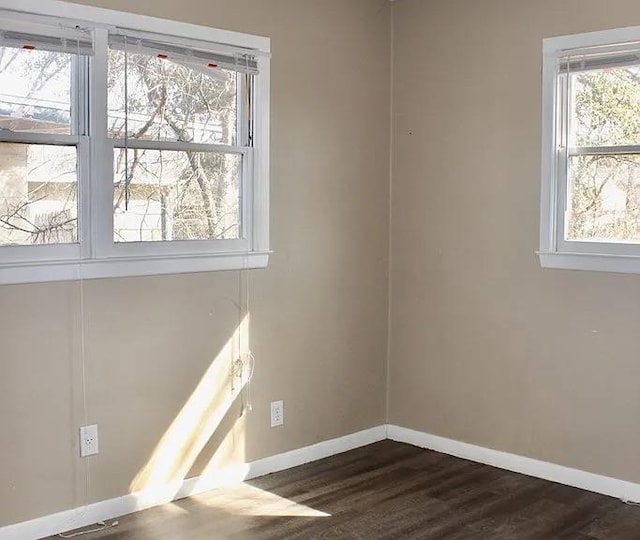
[193,413,248,489]
[130,314,251,493]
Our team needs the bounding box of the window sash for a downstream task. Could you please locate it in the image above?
[554,62,640,254]
[106,46,251,148]
[101,31,252,254]
[0,52,89,139]
[109,145,251,248]
[0,132,79,145]
[0,48,88,257]
[0,137,88,262]
[99,144,253,257]
[568,145,640,156]
[110,138,248,153]
[0,238,80,263]
[558,147,640,255]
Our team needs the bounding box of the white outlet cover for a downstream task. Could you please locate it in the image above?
[80,424,99,457]
[270,400,284,427]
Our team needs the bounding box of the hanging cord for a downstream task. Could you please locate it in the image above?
[57,280,118,538]
[234,267,254,415]
[562,53,571,179]
[244,55,253,146]
[242,267,254,413]
[55,279,90,536]
[239,60,255,414]
[55,42,94,537]
[79,279,89,506]
[58,279,90,533]
[236,268,243,412]
[123,35,130,210]
[58,520,119,538]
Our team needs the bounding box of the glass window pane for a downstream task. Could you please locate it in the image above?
[0,47,72,134]
[113,149,241,242]
[567,155,640,242]
[107,50,238,145]
[570,67,640,147]
[0,143,77,246]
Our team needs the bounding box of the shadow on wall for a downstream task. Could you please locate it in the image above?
[130,314,252,498]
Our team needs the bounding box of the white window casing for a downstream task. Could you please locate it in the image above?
[0,0,270,285]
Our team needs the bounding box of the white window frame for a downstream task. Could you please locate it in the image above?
[540,25,640,274]
[0,54,88,265]
[0,0,270,285]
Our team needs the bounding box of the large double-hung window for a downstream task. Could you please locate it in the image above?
[0,1,270,284]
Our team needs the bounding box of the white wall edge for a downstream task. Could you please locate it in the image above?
[387,424,640,504]
[0,425,386,540]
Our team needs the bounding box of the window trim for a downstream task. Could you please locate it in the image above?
[0,0,270,284]
[540,25,640,274]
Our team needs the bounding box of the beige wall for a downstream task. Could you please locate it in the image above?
[0,0,390,526]
[8,0,640,529]
[389,0,640,484]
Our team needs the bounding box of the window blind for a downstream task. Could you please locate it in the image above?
[0,19,93,55]
[109,33,259,75]
[558,43,640,73]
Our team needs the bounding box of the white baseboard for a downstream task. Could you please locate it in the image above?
[387,424,640,504]
[6,423,640,540]
[1,425,386,540]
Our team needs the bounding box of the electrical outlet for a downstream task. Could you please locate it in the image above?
[270,400,284,427]
[79,424,99,457]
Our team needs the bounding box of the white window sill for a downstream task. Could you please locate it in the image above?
[538,251,640,275]
[0,251,270,285]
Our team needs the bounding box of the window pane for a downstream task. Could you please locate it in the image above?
[570,67,640,147]
[0,47,72,134]
[108,50,238,145]
[0,143,77,245]
[113,149,241,242]
[567,155,640,242]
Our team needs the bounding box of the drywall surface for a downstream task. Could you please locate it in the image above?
[0,0,390,525]
[389,0,640,484]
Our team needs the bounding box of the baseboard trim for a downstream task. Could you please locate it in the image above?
[7,423,640,540]
[1,425,386,540]
[387,424,640,504]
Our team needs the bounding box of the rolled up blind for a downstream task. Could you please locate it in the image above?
[0,20,93,55]
[109,32,259,75]
[558,43,640,73]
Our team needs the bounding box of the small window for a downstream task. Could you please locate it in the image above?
[540,26,640,273]
[0,5,270,284]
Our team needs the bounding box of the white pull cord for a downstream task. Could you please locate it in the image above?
[234,267,255,414]
[57,520,119,538]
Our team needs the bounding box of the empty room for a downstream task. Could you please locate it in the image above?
[3,0,640,538]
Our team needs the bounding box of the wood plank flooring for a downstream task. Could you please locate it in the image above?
[48,441,640,539]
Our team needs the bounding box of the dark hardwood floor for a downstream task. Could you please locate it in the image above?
[49,441,640,539]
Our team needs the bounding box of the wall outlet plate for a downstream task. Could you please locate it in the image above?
[270,400,284,427]
[80,424,99,457]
